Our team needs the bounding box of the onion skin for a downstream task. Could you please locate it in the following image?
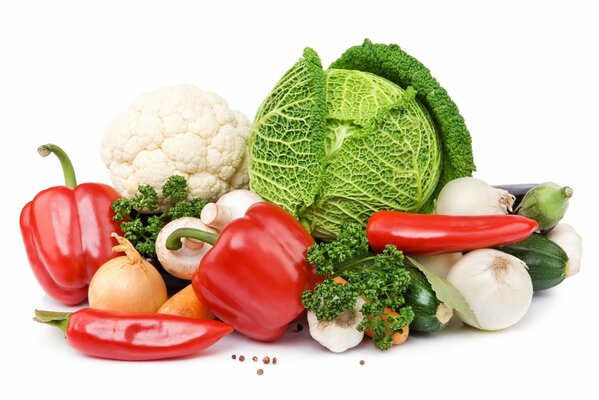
[436,177,515,216]
[88,234,167,313]
[447,249,533,331]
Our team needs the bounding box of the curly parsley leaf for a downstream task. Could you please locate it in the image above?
[111,176,207,258]
[302,222,413,351]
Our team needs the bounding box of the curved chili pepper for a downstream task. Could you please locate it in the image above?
[166,202,320,342]
[20,144,122,305]
[34,308,233,361]
[367,211,539,255]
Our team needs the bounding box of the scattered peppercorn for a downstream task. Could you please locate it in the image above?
[252,356,258,362]
[359,360,365,365]
[239,355,245,362]
[262,356,271,364]
[295,323,304,332]
[272,357,277,365]
[231,354,236,360]
[257,369,264,376]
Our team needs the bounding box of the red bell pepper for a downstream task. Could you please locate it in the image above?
[20,144,122,305]
[367,211,539,255]
[34,308,233,361]
[165,202,319,342]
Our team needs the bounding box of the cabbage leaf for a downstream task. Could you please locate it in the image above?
[249,41,475,240]
[249,48,326,216]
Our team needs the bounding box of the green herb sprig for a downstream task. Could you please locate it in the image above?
[111,175,207,258]
[301,223,414,351]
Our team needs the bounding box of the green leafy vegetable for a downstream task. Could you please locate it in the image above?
[112,175,208,258]
[302,223,414,351]
[406,256,478,326]
[331,40,475,209]
[249,48,326,217]
[249,40,475,240]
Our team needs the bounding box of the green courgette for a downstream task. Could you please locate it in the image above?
[404,266,453,333]
[496,233,568,291]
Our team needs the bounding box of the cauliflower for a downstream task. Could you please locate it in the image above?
[101,84,251,204]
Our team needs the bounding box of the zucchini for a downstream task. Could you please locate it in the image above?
[495,233,568,291]
[405,266,453,333]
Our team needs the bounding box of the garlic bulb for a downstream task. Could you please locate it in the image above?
[447,249,532,330]
[307,297,366,353]
[436,177,515,215]
[546,223,582,276]
[88,233,167,313]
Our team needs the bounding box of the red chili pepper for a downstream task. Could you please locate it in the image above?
[367,211,539,255]
[34,308,233,361]
[20,144,122,305]
[166,202,319,342]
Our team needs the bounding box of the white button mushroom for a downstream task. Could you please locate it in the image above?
[155,217,217,280]
[200,189,262,231]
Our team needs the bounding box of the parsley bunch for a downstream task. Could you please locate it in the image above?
[301,223,414,350]
[111,175,207,258]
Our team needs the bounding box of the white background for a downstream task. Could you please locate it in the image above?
[1,0,597,399]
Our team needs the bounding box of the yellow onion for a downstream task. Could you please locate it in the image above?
[88,233,167,312]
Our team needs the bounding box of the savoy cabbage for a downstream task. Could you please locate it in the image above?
[249,41,475,240]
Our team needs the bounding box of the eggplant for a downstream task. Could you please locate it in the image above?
[145,257,190,296]
[493,183,537,211]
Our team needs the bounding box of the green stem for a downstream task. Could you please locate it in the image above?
[37,144,77,188]
[166,228,219,249]
[33,309,71,334]
[563,186,573,199]
[335,255,379,275]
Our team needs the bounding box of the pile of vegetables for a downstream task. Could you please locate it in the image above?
[22,40,582,361]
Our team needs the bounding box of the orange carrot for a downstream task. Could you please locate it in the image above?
[157,284,215,319]
[333,276,409,345]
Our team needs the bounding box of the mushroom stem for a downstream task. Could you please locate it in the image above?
[200,203,232,231]
[181,238,205,250]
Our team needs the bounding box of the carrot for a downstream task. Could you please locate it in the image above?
[157,284,215,319]
[333,276,409,345]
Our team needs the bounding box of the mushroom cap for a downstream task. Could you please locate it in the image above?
[155,217,217,279]
[217,189,263,220]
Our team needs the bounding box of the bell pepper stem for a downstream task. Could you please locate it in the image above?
[166,228,219,249]
[37,144,77,189]
[33,309,71,334]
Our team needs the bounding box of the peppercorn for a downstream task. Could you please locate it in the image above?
[257,369,264,376]
[239,355,245,362]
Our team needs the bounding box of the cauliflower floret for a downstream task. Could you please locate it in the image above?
[101,84,251,204]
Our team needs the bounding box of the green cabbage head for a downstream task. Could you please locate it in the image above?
[249,41,475,240]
